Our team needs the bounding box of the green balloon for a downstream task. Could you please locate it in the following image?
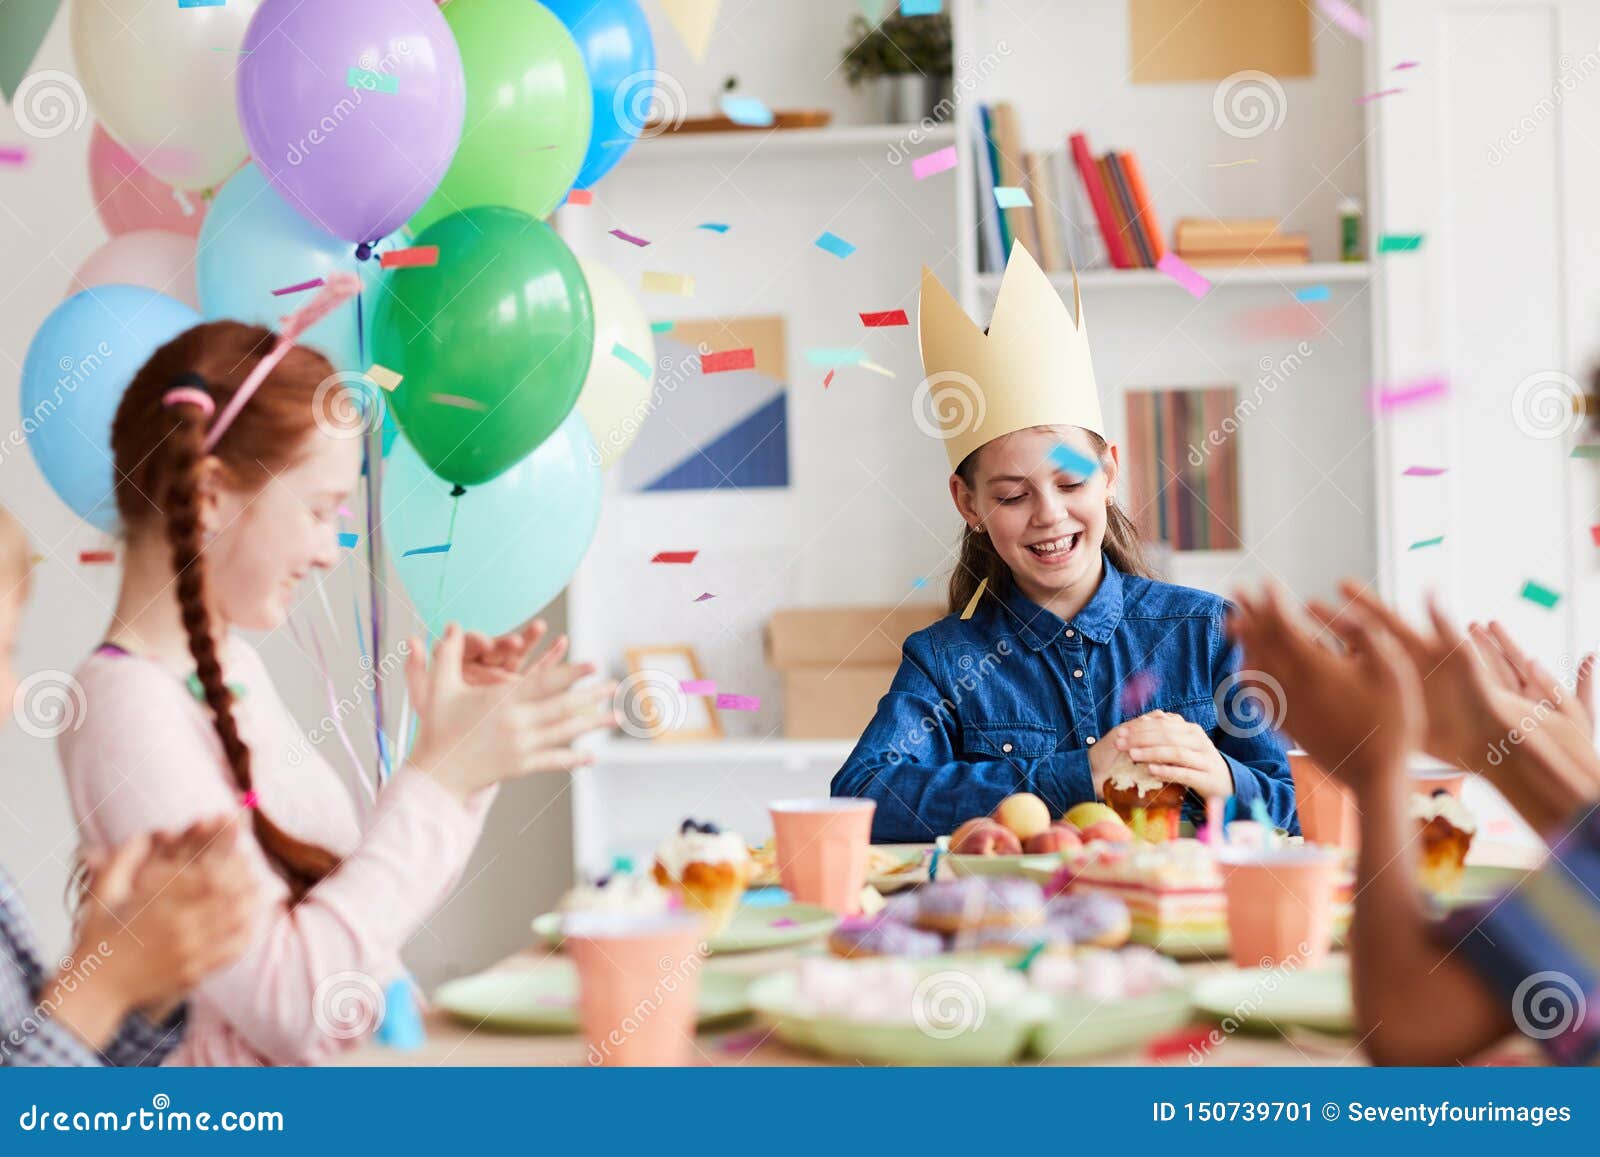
[374,206,595,487]
[410,0,592,233]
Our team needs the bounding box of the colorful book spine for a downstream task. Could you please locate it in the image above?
[1106,152,1154,268]
[1121,151,1166,263]
[1025,152,1063,272]
[1070,132,1133,269]
[991,103,1040,263]
[981,105,1012,258]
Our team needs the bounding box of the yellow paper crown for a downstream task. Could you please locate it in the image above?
[917,242,1103,470]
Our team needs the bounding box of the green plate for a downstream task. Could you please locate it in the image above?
[433,963,752,1034]
[1191,961,1353,1035]
[533,902,838,955]
[746,965,1047,1066]
[1029,986,1194,1062]
[1446,864,1529,908]
[948,853,1063,879]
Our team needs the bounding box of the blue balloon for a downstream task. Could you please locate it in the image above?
[383,413,602,636]
[197,165,394,372]
[543,0,655,189]
[21,286,200,532]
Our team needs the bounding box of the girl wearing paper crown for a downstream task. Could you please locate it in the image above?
[832,245,1296,843]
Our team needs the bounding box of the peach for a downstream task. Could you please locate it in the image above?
[993,792,1051,840]
[950,818,1023,856]
[1080,820,1134,845]
[1024,823,1084,855]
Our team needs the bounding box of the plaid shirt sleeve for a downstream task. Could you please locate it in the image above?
[101,1006,185,1068]
[1440,807,1600,1066]
[0,874,101,1067]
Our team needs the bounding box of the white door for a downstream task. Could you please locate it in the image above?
[1372,0,1600,669]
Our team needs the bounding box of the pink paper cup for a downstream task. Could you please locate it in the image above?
[1219,848,1341,969]
[769,798,876,914]
[1288,750,1359,849]
[563,912,706,1067]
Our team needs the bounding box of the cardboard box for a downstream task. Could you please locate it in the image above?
[766,605,943,739]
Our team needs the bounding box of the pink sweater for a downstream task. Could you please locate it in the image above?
[59,638,492,1066]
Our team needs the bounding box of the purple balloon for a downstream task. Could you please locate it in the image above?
[237,0,465,244]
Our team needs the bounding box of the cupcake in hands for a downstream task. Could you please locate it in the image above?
[1100,755,1185,842]
[653,818,752,937]
[1411,790,1477,897]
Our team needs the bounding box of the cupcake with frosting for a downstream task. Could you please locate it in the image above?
[558,872,672,920]
[1411,790,1477,896]
[653,818,752,937]
[1101,757,1185,842]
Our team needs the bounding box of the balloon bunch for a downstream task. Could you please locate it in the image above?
[22,0,662,635]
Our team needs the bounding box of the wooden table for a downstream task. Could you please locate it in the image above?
[342,839,1545,1068]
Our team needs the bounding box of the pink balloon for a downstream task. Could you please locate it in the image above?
[72,230,200,310]
[88,125,208,239]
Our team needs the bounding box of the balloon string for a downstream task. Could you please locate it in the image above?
[355,284,390,787]
[433,489,462,616]
[288,609,375,810]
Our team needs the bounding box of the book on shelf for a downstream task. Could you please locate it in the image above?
[1105,152,1155,267]
[971,110,1004,273]
[1124,386,1242,552]
[1024,152,1064,273]
[989,102,1042,264]
[1070,131,1134,269]
[1173,217,1310,266]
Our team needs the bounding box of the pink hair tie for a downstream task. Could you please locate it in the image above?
[239,790,259,810]
[202,271,363,453]
[162,386,216,418]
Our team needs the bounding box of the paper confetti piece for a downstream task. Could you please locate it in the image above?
[1570,444,1600,459]
[337,504,353,518]
[1156,252,1212,298]
[1356,88,1405,104]
[1294,285,1331,303]
[0,147,29,166]
[911,145,958,180]
[338,532,360,548]
[815,231,856,259]
[431,393,487,412]
[1049,442,1099,477]
[698,222,730,233]
[347,68,398,95]
[609,228,650,247]
[1207,158,1258,168]
[805,347,866,366]
[1119,669,1160,713]
[402,543,451,558]
[379,246,439,269]
[271,277,324,297]
[1403,465,1446,476]
[641,271,695,296]
[1374,375,1448,413]
[179,0,226,6]
[701,348,755,374]
[649,321,675,333]
[679,679,716,695]
[993,186,1032,210]
[858,360,896,378]
[719,94,774,127]
[960,577,988,621]
[1317,0,1370,38]
[719,1029,767,1053]
[78,550,115,565]
[651,551,697,564]
[1409,536,1444,550]
[1592,526,1600,547]
[822,370,835,389]
[901,0,943,13]
[770,917,797,928]
[566,188,593,206]
[1144,1025,1219,1063]
[366,364,402,392]
[911,576,928,589]
[611,342,653,379]
[1394,60,1421,70]
[1379,233,1424,252]
[1521,580,1561,609]
[695,592,716,601]
[860,309,909,327]
[716,693,761,711]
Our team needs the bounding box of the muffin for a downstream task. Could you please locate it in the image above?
[558,871,671,920]
[652,818,752,937]
[1411,790,1477,896]
[1102,764,1185,842]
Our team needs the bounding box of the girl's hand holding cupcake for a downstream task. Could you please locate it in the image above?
[1103,710,1233,798]
[405,623,619,802]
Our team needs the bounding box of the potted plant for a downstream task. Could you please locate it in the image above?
[841,10,953,125]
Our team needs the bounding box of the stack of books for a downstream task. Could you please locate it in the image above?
[1172,218,1310,267]
[1123,387,1242,553]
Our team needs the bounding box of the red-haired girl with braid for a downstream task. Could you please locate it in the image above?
[58,319,618,1066]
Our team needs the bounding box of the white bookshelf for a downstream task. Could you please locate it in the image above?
[976,262,1373,296]
[626,123,957,160]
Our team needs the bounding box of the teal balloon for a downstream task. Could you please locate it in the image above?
[383,413,602,635]
[374,206,593,487]
[197,165,393,372]
[21,286,199,532]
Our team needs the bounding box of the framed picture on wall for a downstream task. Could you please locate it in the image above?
[622,645,723,742]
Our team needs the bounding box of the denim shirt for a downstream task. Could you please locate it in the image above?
[831,559,1297,843]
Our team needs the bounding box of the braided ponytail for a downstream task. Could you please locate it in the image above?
[116,322,347,904]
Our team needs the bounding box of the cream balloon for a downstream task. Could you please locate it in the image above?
[72,0,262,190]
[576,260,656,469]
[71,230,200,310]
